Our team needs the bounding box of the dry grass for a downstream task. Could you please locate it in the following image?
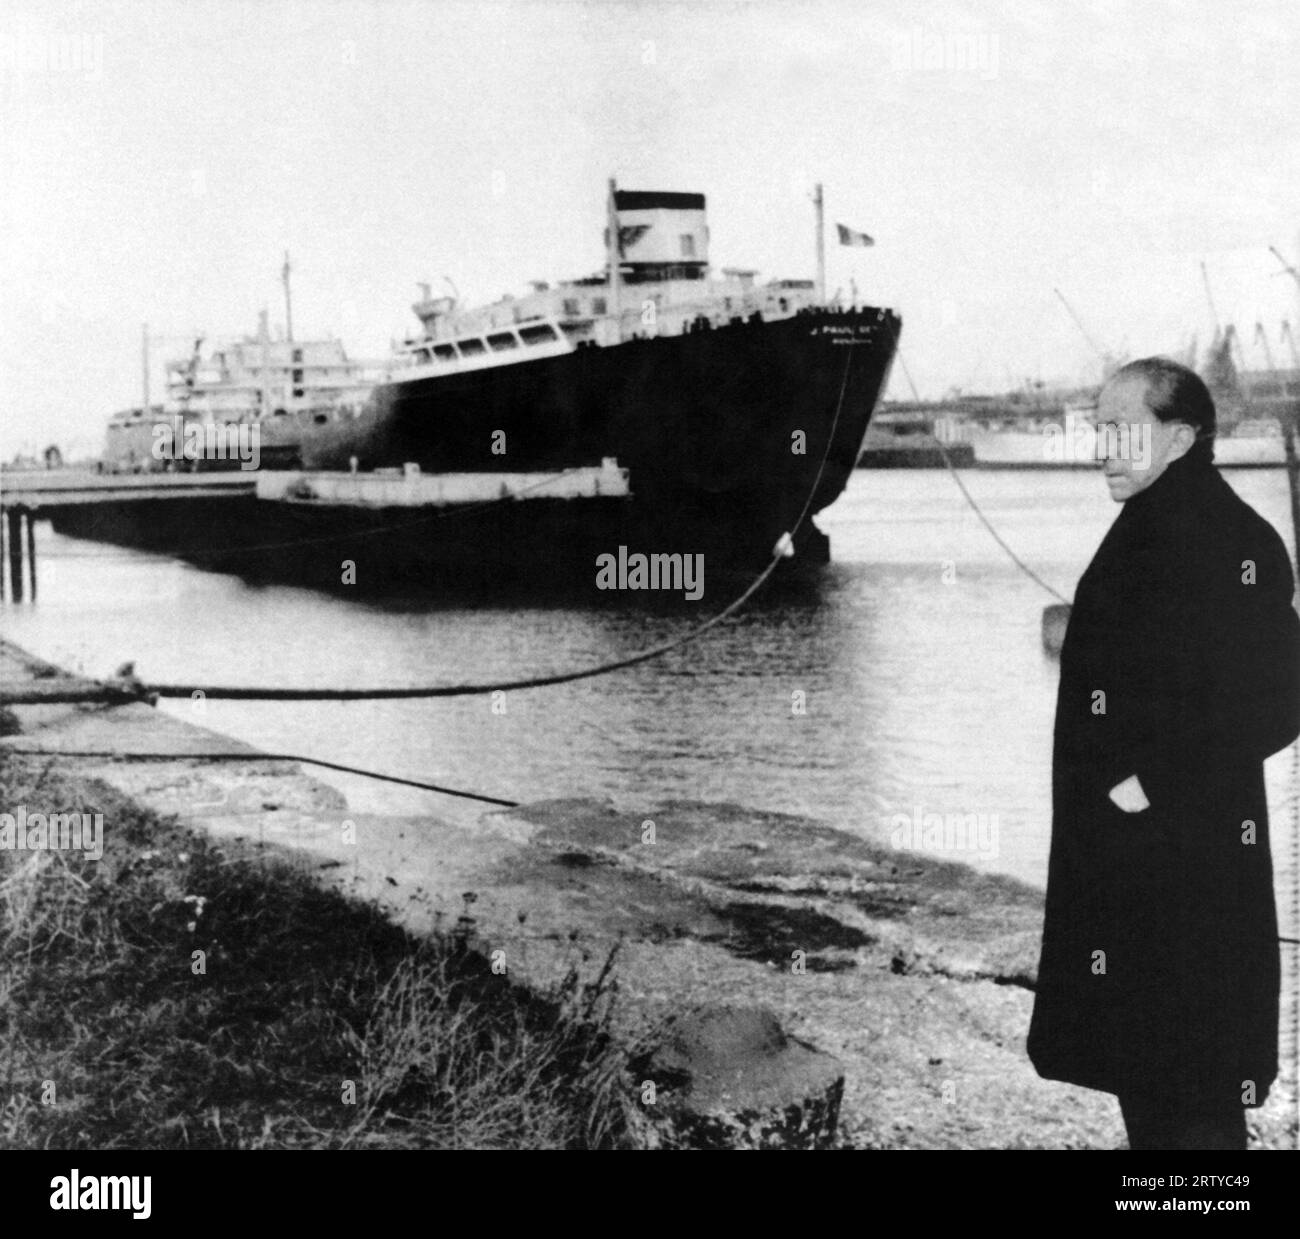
[0,754,635,1149]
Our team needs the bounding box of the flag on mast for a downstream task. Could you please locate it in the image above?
[837,223,874,248]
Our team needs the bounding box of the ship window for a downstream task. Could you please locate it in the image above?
[592,297,607,315]
[414,348,432,363]
[314,413,329,425]
[519,324,559,345]
[487,331,519,352]
[457,338,486,357]
[680,234,695,258]
[562,298,580,317]
[432,344,457,361]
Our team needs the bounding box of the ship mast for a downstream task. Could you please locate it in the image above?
[141,322,150,414]
[813,183,826,305]
[282,251,294,343]
[259,307,271,419]
[606,177,621,342]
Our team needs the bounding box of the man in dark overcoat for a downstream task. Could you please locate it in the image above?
[1028,357,1300,1150]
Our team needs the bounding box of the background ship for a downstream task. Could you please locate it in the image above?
[101,302,382,473]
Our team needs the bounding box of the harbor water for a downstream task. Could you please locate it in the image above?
[5,468,1297,923]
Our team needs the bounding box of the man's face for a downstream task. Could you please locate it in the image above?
[1093,378,1194,503]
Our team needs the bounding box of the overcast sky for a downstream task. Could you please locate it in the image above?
[2,0,1299,457]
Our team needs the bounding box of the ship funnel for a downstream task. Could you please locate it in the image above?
[608,190,709,280]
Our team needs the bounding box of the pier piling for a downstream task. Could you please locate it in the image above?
[2,507,36,603]
[25,507,35,601]
[6,508,22,602]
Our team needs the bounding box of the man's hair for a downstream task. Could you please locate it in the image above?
[1108,356,1217,462]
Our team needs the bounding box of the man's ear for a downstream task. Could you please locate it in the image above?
[1166,421,1197,463]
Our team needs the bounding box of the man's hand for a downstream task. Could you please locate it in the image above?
[1108,774,1150,813]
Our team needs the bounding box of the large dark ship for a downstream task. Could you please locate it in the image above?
[297,182,901,567]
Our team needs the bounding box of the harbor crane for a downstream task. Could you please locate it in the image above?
[1281,319,1300,370]
[1053,287,1125,381]
[1253,320,1279,375]
[1053,287,1107,359]
[1200,261,1220,334]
